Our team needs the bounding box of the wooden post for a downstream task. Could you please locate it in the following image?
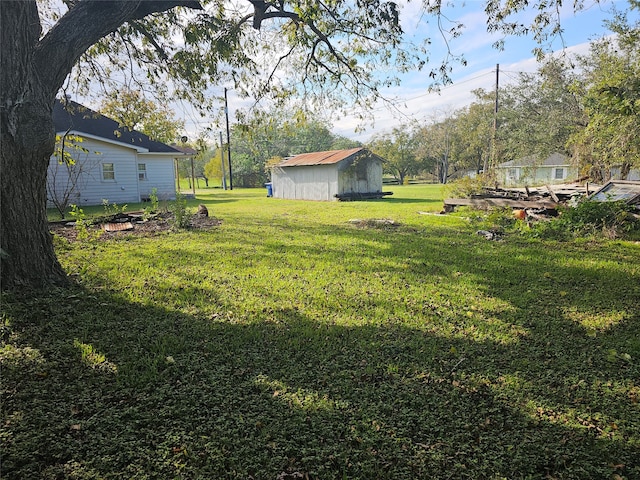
[191,156,196,196]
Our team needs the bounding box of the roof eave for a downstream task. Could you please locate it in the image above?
[56,130,150,153]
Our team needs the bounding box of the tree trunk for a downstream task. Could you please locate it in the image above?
[1,0,202,289]
[620,161,632,180]
[1,100,69,288]
[1,1,68,288]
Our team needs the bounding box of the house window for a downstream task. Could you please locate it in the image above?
[138,163,147,181]
[554,168,564,180]
[102,163,115,181]
[507,168,518,181]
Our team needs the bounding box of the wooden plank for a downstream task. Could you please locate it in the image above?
[545,185,560,203]
[102,222,134,232]
[443,198,558,209]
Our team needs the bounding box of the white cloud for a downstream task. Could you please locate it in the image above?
[333,38,599,144]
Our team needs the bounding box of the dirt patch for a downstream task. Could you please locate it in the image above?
[348,218,400,229]
[50,212,221,243]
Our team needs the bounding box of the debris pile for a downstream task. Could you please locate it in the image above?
[444,180,640,219]
[450,180,640,213]
[442,183,591,214]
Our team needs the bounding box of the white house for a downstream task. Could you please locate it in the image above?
[270,148,385,201]
[496,153,578,187]
[48,99,190,208]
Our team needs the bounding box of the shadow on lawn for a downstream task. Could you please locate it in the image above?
[2,295,638,477]
[2,219,639,479]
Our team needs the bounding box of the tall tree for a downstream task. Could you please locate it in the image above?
[568,4,640,181]
[369,126,421,185]
[1,0,606,289]
[204,147,226,187]
[0,0,414,288]
[497,59,585,162]
[100,89,185,144]
[231,108,359,187]
[416,114,460,184]
[454,90,499,175]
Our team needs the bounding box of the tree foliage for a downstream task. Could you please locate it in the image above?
[204,147,225,186]
[496,59,585,162]
[568,7,640,180]
[100,89,185,144]
[230,108,360,187]
[369,126,422,185]
[453,92,495,175]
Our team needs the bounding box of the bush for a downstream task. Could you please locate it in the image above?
[69,204,101,243]
[445,175,490,199]
[529,199,639,240]
[170,192,191,230]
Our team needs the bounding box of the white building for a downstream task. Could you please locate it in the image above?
[270,148,385,201]
[48,99,190,208]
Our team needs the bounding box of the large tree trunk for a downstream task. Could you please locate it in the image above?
[1,100,68,288]
[1,1,68,288]
[1,0,202,290]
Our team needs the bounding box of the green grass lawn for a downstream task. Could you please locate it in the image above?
[4,185,640,479]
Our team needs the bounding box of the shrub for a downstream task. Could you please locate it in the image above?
[101,199,127,216]
[142,188,160,221]
[529,199,639,240]
[170,192,191,230]
[69,204,101,243]
[445,175,490,199]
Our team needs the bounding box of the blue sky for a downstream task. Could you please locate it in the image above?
[327,0,635,142]
[56,0,634,145]
[176,1,636,144]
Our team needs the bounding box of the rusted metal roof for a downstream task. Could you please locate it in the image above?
[276,148,364,167]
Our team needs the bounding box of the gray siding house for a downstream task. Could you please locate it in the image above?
[270,148,384,201]
[48,99,190,207]
[496,153,578,187]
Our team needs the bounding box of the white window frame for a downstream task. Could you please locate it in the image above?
[102,162,115,181]
[138,163,147,181]
[507,167,518,181]
[554,167,565,180]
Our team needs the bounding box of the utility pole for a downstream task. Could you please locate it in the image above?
[489,63,500,178]
[219,131,227,190]
[224,88,233,190]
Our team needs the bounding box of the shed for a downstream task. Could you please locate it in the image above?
[270,148,385,201]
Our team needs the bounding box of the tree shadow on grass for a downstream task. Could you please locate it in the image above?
[2,270,639,479]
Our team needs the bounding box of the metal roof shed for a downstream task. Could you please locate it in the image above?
[270,148,385,201]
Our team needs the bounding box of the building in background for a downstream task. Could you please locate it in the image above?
[270,148,386,201]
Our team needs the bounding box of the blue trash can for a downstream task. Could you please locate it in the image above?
[265,182,273,197]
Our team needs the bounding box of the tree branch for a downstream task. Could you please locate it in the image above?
[129,20,170,62]
[34,0,203,97]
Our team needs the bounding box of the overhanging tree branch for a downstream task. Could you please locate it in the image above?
[34,0,203,96]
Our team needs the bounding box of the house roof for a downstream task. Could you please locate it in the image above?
[276,147,365,167]
[171,144,198,155]
[53,99,183,154]
[498,153,570,168]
